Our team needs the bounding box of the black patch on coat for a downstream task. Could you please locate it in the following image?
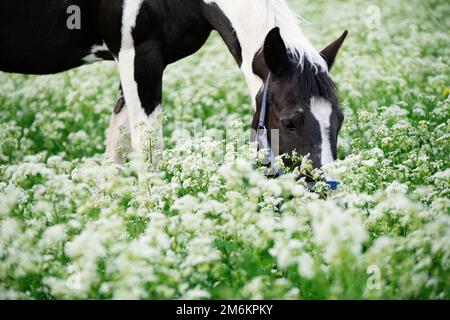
[0,0,109,74]
[201,2,243,66]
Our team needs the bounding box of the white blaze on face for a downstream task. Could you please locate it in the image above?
[310,97,334,166]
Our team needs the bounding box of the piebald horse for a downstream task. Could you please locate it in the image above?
[0,0,347,169]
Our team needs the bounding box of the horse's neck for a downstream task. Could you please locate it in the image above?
[204,0,325,109]
[206,0,276,108]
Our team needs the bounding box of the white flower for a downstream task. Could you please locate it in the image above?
[362,159,377,167]
[309,201,367,264]
[181,286,211,299]
[0,218,20,240]
[39,224,67,248]
[297,253,315,279]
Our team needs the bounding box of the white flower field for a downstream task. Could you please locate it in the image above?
[0,0,449,299]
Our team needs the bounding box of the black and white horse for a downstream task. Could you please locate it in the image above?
[0,0,347,169]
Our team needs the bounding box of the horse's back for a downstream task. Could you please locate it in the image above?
[0,0,106,74]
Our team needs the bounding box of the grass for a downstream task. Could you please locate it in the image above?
[0,0,449,299]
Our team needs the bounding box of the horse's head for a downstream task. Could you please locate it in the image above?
[253,28,347,171]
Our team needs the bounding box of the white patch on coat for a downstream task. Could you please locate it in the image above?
[106,105,130,164]
[118,0,150,152]
[310,97,334,166]
[203,0,328,108]
[82,43,109,63]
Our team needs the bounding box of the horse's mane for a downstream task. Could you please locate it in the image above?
[268,0,327,72]
[204,0,327,73]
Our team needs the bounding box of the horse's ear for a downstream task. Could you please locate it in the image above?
[320,30,348,70]
[264,27,288,76]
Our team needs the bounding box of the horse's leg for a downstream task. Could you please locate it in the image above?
[105,86,130,164]
[117,43,164,164]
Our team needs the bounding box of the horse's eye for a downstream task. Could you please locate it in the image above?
[281,118,297,131]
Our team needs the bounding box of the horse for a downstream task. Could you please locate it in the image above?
[0,0,347,170]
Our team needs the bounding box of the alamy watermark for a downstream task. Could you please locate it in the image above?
[367,265,382,290]
[366,5,383,42]
[66,265,83,292]
[66,5,81,30]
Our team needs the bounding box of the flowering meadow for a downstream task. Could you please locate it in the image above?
[0,0,449,299]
